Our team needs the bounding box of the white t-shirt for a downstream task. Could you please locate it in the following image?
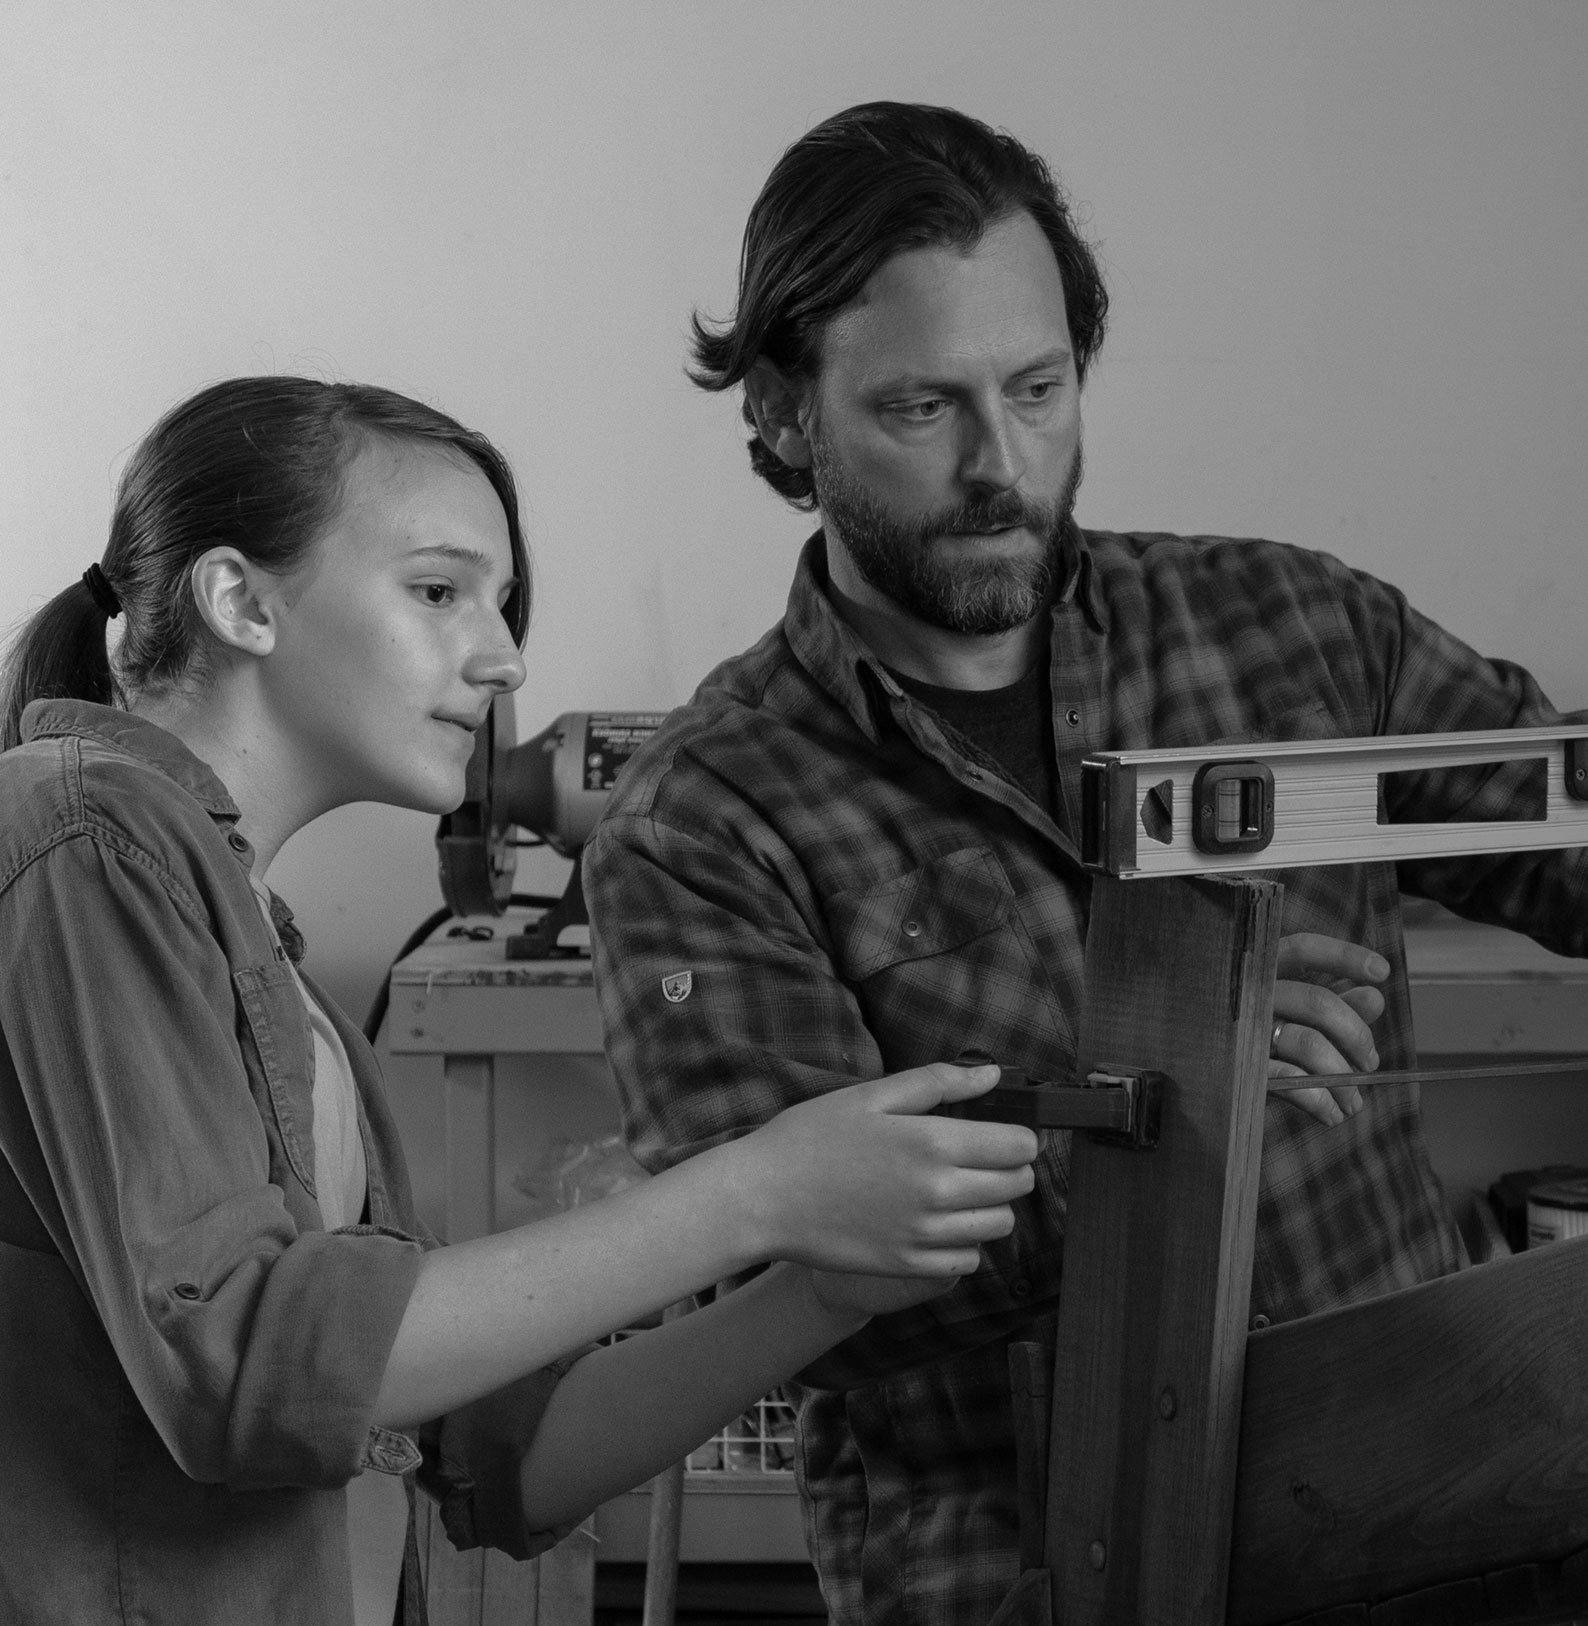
[251,879,409,1626]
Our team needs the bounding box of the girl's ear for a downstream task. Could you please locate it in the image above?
[189,548,277,657]
[743,361,815,471]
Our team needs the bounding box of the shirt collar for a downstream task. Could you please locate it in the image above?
[1058,527,1109,633]
[780,534,899,744]
[21,699,243,821]
[780,524,1108,740]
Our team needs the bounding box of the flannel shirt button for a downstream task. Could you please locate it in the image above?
[1010,1278,1032,1299]
[1065,707,1082,727]
[1250,1312,1270,1331]
[173,1282,202,1300]
[227,832,248,852]
[902,919,922,939]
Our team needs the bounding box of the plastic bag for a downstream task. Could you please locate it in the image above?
[512,1132,649,1217]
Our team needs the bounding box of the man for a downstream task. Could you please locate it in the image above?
[585,102,1587,1625]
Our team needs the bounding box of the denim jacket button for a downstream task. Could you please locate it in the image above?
[227,832,248,852]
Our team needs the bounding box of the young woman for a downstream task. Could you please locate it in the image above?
[0,378,1037,1626]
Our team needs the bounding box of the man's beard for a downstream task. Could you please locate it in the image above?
[809,430,1084,636]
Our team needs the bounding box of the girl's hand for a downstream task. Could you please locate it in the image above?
[718,1062,1038,1278]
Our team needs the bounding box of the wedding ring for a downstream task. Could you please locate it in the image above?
[1271,1021,1285,1053]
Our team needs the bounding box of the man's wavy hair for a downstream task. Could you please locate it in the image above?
[690,101,1109,511]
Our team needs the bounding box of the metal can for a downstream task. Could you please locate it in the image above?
[1525,1176,1588,1248]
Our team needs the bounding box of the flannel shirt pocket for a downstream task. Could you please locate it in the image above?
[827,847,1014,982]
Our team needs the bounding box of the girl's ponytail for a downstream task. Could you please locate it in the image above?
[0,575,118,752]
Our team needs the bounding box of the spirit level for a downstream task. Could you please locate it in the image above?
[1080,725,1588,879]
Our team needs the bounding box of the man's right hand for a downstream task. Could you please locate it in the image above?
[721,1062,1038,1280]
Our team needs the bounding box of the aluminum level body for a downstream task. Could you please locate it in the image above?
[1081,725,1588,878]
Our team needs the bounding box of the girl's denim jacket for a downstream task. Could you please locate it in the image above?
[0,702,572,1624]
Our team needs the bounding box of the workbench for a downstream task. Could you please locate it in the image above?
[384,946,610,1625]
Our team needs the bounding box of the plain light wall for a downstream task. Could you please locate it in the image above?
[4,1,1585,1019]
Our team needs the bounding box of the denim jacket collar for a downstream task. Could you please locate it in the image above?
[20,699,305,960]
[23,699,241,818]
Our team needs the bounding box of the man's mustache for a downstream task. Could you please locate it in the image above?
[911,489,1065,541]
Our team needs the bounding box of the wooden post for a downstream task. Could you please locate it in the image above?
[1043,874,1282,1624]
[641,1299,693,1626]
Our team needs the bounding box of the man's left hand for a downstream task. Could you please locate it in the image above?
[1270,932,1390,1127]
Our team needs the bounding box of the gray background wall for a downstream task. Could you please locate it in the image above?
[5,1,1585,1019]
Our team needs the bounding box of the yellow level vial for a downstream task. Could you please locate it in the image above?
[1080,725,1588,878]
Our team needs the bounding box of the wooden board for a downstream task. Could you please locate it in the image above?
[1228,1233,1588,1624]
[1043,873,1283,1624]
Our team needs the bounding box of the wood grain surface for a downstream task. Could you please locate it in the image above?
[1043,873,1283,1624]
[1229,1235,1588,1623]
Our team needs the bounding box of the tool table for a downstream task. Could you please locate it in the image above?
[384,936,808,1623]
[385,943,602,1625]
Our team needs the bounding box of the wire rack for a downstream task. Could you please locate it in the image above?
[684,1388,798,1476]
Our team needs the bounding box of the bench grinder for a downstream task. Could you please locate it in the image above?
[436,696,666,957]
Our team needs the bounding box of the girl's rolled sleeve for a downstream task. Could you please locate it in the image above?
[419,1355,587,1560]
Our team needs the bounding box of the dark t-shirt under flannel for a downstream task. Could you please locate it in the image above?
[586,530,1588,1626]
[890,658,1059,817]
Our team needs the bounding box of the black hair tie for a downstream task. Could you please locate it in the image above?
[82,563,121,619]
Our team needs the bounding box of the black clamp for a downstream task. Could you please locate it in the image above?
[943,1057,1164,1150]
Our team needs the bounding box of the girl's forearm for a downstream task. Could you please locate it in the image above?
[370,1059,1025,1432]
[372,1142,760,1430]
[514,1262,864,1530]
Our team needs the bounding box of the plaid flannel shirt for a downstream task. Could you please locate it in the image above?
[585,530,1588,1626]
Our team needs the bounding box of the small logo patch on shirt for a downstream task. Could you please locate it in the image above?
[661,970,693,1003]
